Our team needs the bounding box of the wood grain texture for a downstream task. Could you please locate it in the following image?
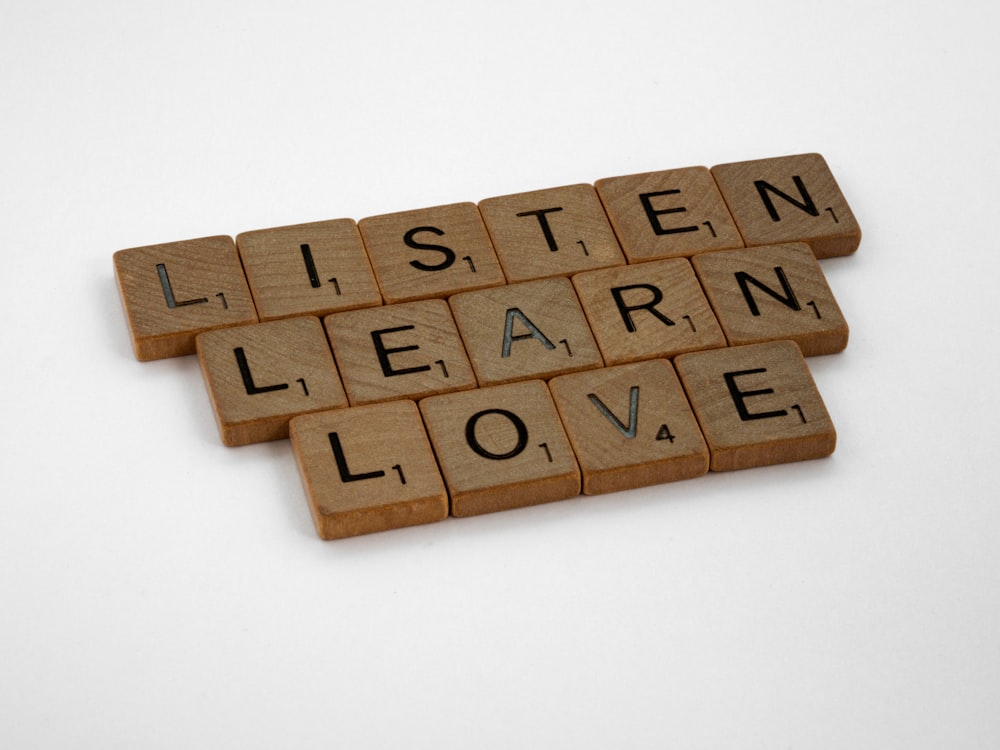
[290,400,448,539]
[572,258,727,365]
[449,277,603,386]
[595,166,744,262]
[358,202,506,303]
[419,380,580,517]
[114,235,258,360]
[324,298,477,406]
[236,218,382,321]
[196,316,348,446]
[478,184,625,282]
[674,340,836,471]
[711,153,861,258]
[691,242,849,356]
[548,359,709,495]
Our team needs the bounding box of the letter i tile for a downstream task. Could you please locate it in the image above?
[548,359,709,495]
[290,400,449,539]
[674,340,836,471]
[196,316,348,446]
[419,380,580,517]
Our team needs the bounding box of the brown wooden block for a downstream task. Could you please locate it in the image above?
[419,380,580,517]
[674,340,836,472]
[548,359,709,495]
[290,400,449,539]
[236,218,382,321]
[196,316,348,446]
[595,166,744,262]
[358,202,506,304]
[478,183,625,282]
[711,153,861,258]
[114,235,258,360]
[324,298,477,406]
[572,258,726,365]
[448,277,603,386]
[691,243,849,356]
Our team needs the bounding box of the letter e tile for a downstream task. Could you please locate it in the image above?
[290,401,448,539]
[674,341,836,471]
[420,381,580,517]
[548,359,709,495]
[196,316,348,446]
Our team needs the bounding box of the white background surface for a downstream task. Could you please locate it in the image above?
[2,2,998,747]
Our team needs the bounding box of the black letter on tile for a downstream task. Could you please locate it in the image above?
[371,326,432,377]
[465,408,529,460]
[734,266,801,316]
[234,347,289,395]
[639,190,698,235]
[754,175,819,222]
[157,263,208,308]
[502,308,556,357]
[404,226,457,271]
[328,432,386,482]
[588,387,640,439]
[516,207,564,252]
[610,284,675,332]
[724,368,788,421]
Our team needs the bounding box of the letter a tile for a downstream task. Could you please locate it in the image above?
[290,401,449,539]
[114,235,258,360]
[420,380,580,517]
[711,153,861,258]
[674,341,836,471]
[196,316,348,446]
[548,360,709,495]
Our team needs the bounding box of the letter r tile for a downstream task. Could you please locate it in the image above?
[196,316,348,446]
[420,380,580,517]
[290,401,449,539]
[674,340,836,471]
[548,359,709,495]
[324,298,477,406]
[711,153,862,258]
[114,235,258,360]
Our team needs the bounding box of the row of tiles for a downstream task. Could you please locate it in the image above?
[288,341,836,539]
[114,153,860,361]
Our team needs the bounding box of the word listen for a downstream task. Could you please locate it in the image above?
[114,152,859,539]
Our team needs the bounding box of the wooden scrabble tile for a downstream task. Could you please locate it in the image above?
[548,359,709,495]
[419,380,580,517]
[196,316,348,446]
[711,153,861,258]
[324,298,477,406]
[691,243,849,356]
[478,183,626,282]
[448,277,603,386]
[572,258,726,365]
[290,400,449,539]
[114,235,258,360]
[595,166,744,262]
[674,340,836,472]
[358,202,506,304]
[236,218,382,321]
